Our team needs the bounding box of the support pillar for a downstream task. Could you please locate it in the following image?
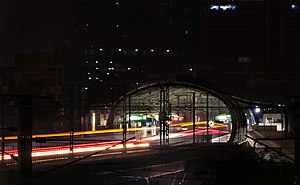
[159,85,170,147]
[293,97,300,168]
[1,97,5,164]
[122,97,127,142]
[192,92,195,144]
[206,93,209,135]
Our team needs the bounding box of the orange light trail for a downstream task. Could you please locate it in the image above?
[0,121,228,140]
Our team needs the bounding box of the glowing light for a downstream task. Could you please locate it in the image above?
[92,113,96,131]
[129,115,144,121]
[215,115,232,122]
[208,121,214,127]
[189,68,193,71]
[167,49,170,52]
[3,140,149,160]
[99,48,103,51]
[84,87,88,90]
[1,121,228,141]
[118,48,122,52]
[255,107,261,113]
[210,4,236,11]
[127,67,131,70]
[210,5,219,10]
[135,49,138,52]
[95,61,98,64]
[150,49,154,52]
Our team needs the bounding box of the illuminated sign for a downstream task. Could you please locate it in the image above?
[215,115,231,122]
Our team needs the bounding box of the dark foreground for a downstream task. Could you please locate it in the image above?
[0,143,298,185]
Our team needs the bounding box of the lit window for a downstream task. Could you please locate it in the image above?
[107,72,110,75]
[96,67,98,70]
[99,48,103,51]
[210,4,236,11]
[96,77,99,80]
[151,49,154,52]
[118,48,122,52]
[189,68,193,71]
[167,49,170,52]
[84,87,88,90]
[210,5,219,10]
[88,77,92,80]
[135,49,138,52]
[238,57,251,63]
[95,60,98,64]
[127,67,131,70]
[110,61,113,64]
[88,72,91,75]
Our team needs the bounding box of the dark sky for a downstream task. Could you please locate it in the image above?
[0,0,71,67]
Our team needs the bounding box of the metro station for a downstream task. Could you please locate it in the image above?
[88,77,286,145]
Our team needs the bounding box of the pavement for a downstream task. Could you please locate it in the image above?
[1,143,298,185]
[247,129,295,162]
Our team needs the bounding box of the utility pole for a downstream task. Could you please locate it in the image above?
[18,95,33,185]
[1,97,5,164]
[69,86,74,156]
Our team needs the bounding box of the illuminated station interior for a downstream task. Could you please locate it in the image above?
[89,82,256,143]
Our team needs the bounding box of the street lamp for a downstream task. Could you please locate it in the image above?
[255,107,261,113]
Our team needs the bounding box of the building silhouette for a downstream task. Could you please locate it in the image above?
[60,0,300,106]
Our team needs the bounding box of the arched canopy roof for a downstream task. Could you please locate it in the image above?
[111,76,285,143]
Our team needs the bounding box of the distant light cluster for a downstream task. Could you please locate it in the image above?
[84,48,173,56]
[210,4,236,11]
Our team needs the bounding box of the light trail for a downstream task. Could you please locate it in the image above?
[1,121,228,141]
[1,128,229,161]
[2,140,149,160]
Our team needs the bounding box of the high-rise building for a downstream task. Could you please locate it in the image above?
[63,0,300,105]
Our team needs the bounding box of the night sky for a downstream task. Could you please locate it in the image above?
[0,0,71,67]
